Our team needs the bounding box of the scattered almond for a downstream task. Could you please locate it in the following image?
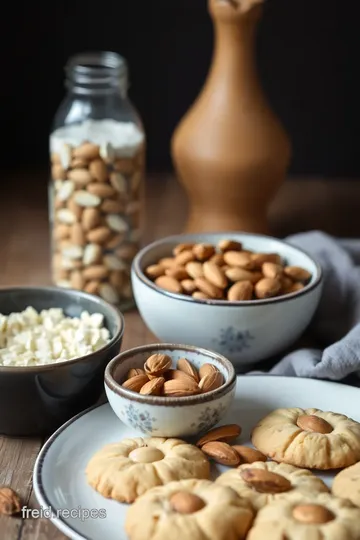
[0,487,22,515]
[201,441,241,466]
[196,424,242,447]
[231,446,267,464]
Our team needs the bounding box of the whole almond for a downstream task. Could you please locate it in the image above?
[101,199,124,214]
[127,368,146,379]
[163,379,199,397]
[68,168,93,186]
[81,208,101,231]
[99,283,119,304]
[292,504,334,525]
[54,224,71,241]
[74,191,101,208]
[284,266,312,283]
[173,243,195,257]
[225,267,262,284]
[0,486,22,515]
[251,253,282,269]
[199,371,224,393]
[255,278,282,299]
[185,261,204,279]
[89,158,108,182]
[296,414,333,434]
[193,243,215,261]
[106,233,126,249]
[146,264,165,279]
[209,253,225,266]
[203,261,227,289]
[262,262,283,279]
[84,280,100,295]
[175,250,195,266]
[87,183,115,198]
[232,446,267,464]
[287,282,305,293]
[227,281,253,301]
[155,275,182,294]
[70,223,86,246]
[109,172,127,193]
[69,270,84,290]
[87,226,112,244]
[169,492,205,514]
[240,468,292,494]
[159,257,177,269]
[82,265,108,280]
[194,277,223,299]
[73,142,100,160]
[223,251,254,270]
[218,239,243,252]
[122,374,149,393]
[177,357,199,382]
[144,354,172,377]
[71,158,88,169]
[103,254,127,271]
[201,441,241,466]
[83,244,102,266]
[198,363,219,380]
[280,276,293,293]
[165,370,199,385]
[105,214,128,233]
[192,291,210,300]
[181,279,197,294]
[140,377,165,396]
[196,424,242,447]
[165,266,189,281]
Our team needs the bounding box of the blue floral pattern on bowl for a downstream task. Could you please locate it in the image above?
[124,403,157,433]
[191,404,227,433]
[212,327,254,355]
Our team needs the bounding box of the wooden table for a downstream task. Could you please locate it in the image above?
[0,170,359,539]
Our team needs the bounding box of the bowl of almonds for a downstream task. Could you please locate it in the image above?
[131,233,323,367]
[104,343,236,437]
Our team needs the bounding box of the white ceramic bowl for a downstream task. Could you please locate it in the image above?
[131,233,323,369]
[104,343,236,438]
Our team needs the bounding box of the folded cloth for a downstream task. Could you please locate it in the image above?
[250,231,360,384]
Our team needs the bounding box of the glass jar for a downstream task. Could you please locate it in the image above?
[49,51,145,310]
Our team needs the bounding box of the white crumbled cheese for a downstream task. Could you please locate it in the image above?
[0,307,111,367]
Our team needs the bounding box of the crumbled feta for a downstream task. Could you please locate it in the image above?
[0,307,111,367]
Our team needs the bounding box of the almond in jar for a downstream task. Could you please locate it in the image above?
[49,52,146,310]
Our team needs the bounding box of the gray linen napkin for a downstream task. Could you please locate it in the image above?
[251,231,360,384]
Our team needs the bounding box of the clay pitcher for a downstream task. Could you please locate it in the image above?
[171,0,291,234]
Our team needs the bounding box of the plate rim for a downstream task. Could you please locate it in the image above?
[32,375,360,540]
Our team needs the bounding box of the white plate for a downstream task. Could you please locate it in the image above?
[33,376,360,540]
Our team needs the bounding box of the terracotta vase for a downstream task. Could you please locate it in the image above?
[171,0,291,234]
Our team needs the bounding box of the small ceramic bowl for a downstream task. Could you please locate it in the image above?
[0,286,124,436]
[131,232,323,369]
[104,343,236,438]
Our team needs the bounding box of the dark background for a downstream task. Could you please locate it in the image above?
[2,0,360,175]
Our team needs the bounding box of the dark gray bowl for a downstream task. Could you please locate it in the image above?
[0,286,124,436]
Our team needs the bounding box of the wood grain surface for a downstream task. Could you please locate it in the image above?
[0,169,359,539]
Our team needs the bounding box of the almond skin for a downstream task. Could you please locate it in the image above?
[296,415,333,434]
[177,357,199,382]
[240,468,292,494]
[284,266,312,283]
[196,424,242,447]
[163,379,199,397]
[169,492,205,514]
[198,371,224,393]
[203,261,228,289]
[155,275,182,294]
[122,374,149,393]
[201,441,241,466]
[140,377,165,396]
[227,281,253,301]
[232,446,267,464]
[144,354,172,378]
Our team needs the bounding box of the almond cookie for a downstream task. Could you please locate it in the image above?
[247,491,360,540]
[333,462,360,508]
[125,479,254,540]
[251,408,360,470]
[86,437,210,503]
[216,461,328,511]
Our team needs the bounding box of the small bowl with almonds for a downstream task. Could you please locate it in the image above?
[131,233,323,368]
[104,343,236,437]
